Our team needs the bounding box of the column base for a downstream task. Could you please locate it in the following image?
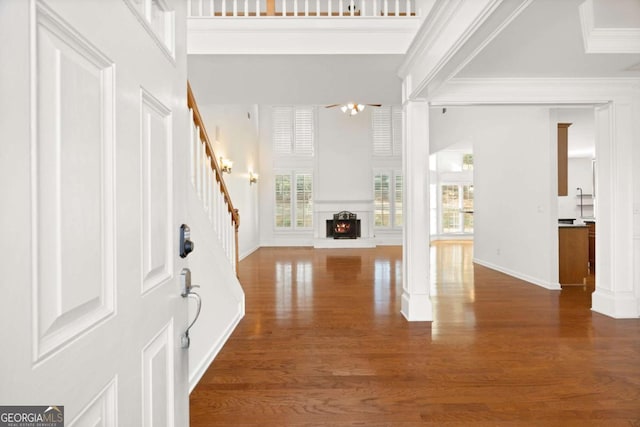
[401,291,433,321]
[592,289,639,319]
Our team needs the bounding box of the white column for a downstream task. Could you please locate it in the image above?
[591,99,640,318]
[401,99,432,321]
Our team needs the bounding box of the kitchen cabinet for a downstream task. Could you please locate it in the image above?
[557,123,571,196]
[559,225,589,286]
[585,220,596,273]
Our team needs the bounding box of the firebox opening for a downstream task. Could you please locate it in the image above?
[326,211,360,239]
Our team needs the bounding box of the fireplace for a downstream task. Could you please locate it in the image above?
[326,211,360,239]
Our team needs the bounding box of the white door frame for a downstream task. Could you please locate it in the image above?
[426,77,640,319]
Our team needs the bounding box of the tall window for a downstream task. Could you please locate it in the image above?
[272,106,314,156]
[462,184,474,232]
[462,154,474,170]
[272,106,315,231]
[296,174,313,228]
[374,171,403,228]
[374,173,391,226]
[441,184,474,233]
[275,174,291,227]
[372,106,402,157]
[394,174,403,227]
[275,172,313,229]
[441,185,460,233]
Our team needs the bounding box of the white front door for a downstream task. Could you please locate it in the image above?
[0,0,189,425]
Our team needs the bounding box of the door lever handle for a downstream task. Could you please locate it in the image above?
[180,268,199,297]
[181,291,202,349]
[179,268,203,349]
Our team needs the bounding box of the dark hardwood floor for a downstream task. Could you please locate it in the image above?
[190,242,640,426]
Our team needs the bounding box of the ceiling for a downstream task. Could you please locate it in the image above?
[188,54,404,106]
[455,0,640,79]
[187,0,640,106]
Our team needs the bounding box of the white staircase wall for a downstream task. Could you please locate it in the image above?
[196,103,262,260]
[185,183,245,392]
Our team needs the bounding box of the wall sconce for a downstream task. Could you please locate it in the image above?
[220,157,233,174]
[249,171,258,185]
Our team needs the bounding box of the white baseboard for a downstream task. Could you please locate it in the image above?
[592,289,640,319]
[473,258,561,291]
[313,238,376,248]
[239,244,260,261]
[189,300,245,394]
[431,234,474,241]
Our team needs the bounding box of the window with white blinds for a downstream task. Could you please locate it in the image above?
[272,106,314,156]
[373,170,403,228]
[372,106,403,157]
[273,107,293,155]
[294,108,314,156]
[274,171,313,230]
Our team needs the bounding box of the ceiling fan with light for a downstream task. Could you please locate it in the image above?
[325,102,382,116]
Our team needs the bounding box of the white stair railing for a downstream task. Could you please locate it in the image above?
[188,83,239,273]
[187,0,416,17]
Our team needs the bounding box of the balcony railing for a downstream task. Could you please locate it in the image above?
[188,0,417,17]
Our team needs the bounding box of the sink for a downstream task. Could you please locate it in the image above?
[558,218,576,225]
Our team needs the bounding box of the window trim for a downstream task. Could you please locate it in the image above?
[272,105,316,158]
[373,169,403,229]
[273,169,314,232]
[439,182,473,234]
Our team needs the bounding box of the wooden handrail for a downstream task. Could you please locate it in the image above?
[187,82,240,229]
[187,82,240,271]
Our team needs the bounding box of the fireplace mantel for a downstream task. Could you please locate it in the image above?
[313,200,375,248]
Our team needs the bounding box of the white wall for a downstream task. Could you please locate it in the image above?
[185,187,244,392]
[198,104,261,259]
[183,105,251,391]
[431,106,558,289]
[633,94,640,316]
[258,105,402,246]
[316,107,375,239]
[317,108,373,200]
[474,106,558,289]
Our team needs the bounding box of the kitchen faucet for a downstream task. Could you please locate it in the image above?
[577,187,583,218]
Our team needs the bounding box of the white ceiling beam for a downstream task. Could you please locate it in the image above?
[398,0,533,101]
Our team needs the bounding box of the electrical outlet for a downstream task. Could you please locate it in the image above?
[496,248,501,255]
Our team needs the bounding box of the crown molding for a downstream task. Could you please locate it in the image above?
[429,77,640,105]
[579,0,640,54]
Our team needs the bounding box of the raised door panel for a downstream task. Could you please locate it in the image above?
[141,88,173,294]
[34,2,116,362]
